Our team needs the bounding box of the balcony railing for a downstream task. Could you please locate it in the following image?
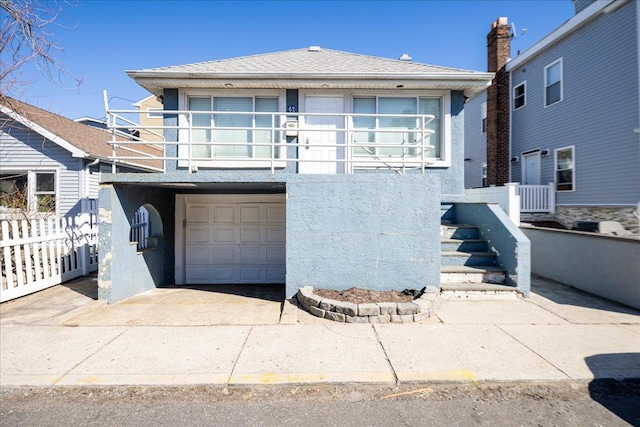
[104,105,440,174]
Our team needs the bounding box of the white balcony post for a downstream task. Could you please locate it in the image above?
[505,183,521,225]
[548,182,556,214]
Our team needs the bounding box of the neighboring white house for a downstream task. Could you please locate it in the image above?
[0,97,162,218]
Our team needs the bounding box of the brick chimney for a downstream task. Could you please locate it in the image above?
[486,17,511,186]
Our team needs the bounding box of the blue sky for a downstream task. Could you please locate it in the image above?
[11,0,575,120]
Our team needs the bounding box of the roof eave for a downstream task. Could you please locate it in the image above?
[127,72,494,98]
[0,105,89,158]
[506,0,622,71]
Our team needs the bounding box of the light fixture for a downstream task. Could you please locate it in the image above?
[511,157,519,163]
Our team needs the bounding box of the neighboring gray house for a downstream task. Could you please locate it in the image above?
[465,0,640,232]
[99,47,531,304]
[0,97,161,218]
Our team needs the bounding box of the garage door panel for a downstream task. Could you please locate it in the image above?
[213,206,235,224]
[266,205,285,224]
[186,227,210,243]
[266,227,285,243]
[213,246,236,263]
[212,266,236,281]
[186,245,210,264]
[267,265,285,281]
[240,266,264,281]
[240,205,262,223]
[187,205,209,223]
[240,228,261,243]
[213,228,236,243]
[186,266,209,283]
[239,245,264,263]
[266,246,285,263]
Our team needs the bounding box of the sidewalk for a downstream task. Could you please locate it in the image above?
[1,275,639,387]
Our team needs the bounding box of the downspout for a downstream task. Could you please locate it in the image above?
[85,158,99,198]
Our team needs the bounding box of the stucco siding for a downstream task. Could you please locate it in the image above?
[510,0,639,205]
[0,119,83,216]
[464,91,487,189]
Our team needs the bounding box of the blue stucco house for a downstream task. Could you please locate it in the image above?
[98,47,530,304]
[465,0,639,233]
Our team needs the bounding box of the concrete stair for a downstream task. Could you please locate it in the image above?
[440,224,519,299]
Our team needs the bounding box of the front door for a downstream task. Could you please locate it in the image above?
[523,152,541,185]
[299,96,345,174]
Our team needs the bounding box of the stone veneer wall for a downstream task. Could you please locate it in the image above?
[297,286,441,323]
[555,206,639,234]
[522,206,639,234]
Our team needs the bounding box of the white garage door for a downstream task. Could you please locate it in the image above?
[183,195,285,284]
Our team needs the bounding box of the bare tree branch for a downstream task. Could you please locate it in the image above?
[0,0,81,105]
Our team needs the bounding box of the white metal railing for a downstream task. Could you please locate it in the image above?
[518,183,556,213]
[0,213,98,302]
[103,94,439,174]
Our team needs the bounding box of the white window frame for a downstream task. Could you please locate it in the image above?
[0,168,59,216]
[178,89,287,168]
[513,82,526,110]
[544,58,563,107]
[555,145,575,192]
[346,89,451,168]
[481,102,487,133]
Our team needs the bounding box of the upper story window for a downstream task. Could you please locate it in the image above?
[544,59,563,107]
[555,146,574,191]
[187,96,280,159]
[481,102,487,133]
[513,82,526,109]
[352,96,442,159]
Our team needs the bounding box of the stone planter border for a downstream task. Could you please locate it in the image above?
[296,286,441,323]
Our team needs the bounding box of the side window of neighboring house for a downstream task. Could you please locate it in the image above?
[545,59,563,107]
[555,146,574,191]
[481,163,488,187]
[0,171,57,214]
[481,102,487,133]
[513,82,526,109]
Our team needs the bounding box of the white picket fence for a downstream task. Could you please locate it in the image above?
[0,213,98,303]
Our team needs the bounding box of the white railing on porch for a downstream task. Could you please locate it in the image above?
[103,100,439,174]
[0,213,98,303]
[518,183,556,213]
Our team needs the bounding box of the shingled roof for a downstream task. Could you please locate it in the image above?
[127,47,493,98]
[0,97,162,170]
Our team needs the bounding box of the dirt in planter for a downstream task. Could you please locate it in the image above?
[313,287,414,304]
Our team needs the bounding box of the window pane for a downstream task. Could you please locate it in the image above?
[188,97,212,158]
[546,62,561,85]
[254,97,279,158]
[0,173,28,210]
[36,173,55,192]
[213,97,252,157]
[546,82,561,105]
[353,98,376,155]
[36,194,56,212]
[419,98,441,158]
[379,98,416,156]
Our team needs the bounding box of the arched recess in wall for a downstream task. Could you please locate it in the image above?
[129,204,163,251]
